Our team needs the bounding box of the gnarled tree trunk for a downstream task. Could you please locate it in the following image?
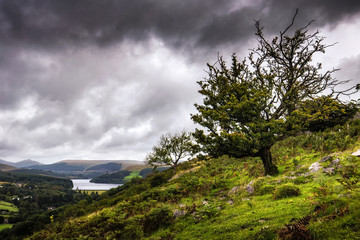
[258,146,278,175]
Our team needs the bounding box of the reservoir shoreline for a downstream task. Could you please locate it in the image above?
[72,179,122,191]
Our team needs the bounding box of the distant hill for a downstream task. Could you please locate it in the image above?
[27,160,147,178]
[87,163,122,172]
[0,159,15,166]
[12,168,69,178]
[0,159,42,168]
[0,163,18,172]
[13,159,43,168]
[58,160,145,170]
[90,170,132,184]
[30,162,85,172]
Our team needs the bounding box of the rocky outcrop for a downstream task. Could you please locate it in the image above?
[246,180,254,194]
[309,162,322,173]
[351,149,360,157]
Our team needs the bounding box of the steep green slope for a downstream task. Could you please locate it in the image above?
[30,120,360,240]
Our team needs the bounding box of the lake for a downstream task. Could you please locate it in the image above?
[72,179,122,190]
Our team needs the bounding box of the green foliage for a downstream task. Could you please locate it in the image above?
[336,157,360,190]
[0,171,73,188]
[26,120,360,240]
[139,167,169,178]
[254,227,277,240]
[143,206,174,235]
[146,131,196,170]
[148,173,169,188]
[273,119,360,160]
[195,204,220,221]
[290,96,358,132]
[90,170,132,184]
[124,171,142,181]
[0,173,86,239]
[257,185,276,196]
[273,184,301,199]
[191,13,352,175]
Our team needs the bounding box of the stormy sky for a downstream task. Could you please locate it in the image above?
[1,0,360,163]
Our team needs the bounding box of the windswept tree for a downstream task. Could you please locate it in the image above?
[145,131,195,171]
[192,11,358,175]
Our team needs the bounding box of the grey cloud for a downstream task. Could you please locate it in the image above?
[1,0,360,162]
[2,0,360,52]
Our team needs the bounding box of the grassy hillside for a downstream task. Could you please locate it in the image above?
[0,164,18,172]
[30,120,360,239]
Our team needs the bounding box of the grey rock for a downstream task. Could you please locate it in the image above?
[296,165,305,169]
[246,180,255,194]
[323,167,335,174]
[328,158,340,167]
[246,185,254,194]
[320,155,332,162]
[173,209,186,218]
[309,162,322,173]
[227,200,234,205]
[351,149,360,157]
[202,200,209,205]
[242,198,251,201]
[228,186,241,195]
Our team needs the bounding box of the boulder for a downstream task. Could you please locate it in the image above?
[351,149,360,157]
[328,158,340,167]
[323,167,335,174]
[246,180,255,194]
[309,162,322,173]
[246,185,254,194]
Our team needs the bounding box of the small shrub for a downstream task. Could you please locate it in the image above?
[293,176,308,185]
[273,184,301,199]
[257,185,276,195]
[336,157,360,190]
[143,206,174,235]
[252,177,267,194]
[148,172,170,187]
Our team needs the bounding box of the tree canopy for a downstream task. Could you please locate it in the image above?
[145,131,195,171]
[191,11,358,175]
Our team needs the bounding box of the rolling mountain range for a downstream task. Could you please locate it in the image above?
[0,159,43,168]
[27,160,146,178]
[0,159,147,179]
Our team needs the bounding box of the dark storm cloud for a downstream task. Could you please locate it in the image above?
[266,0,360,26]
[1,0,360,51]
[1,0,360,162]
[0,0,231,49]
